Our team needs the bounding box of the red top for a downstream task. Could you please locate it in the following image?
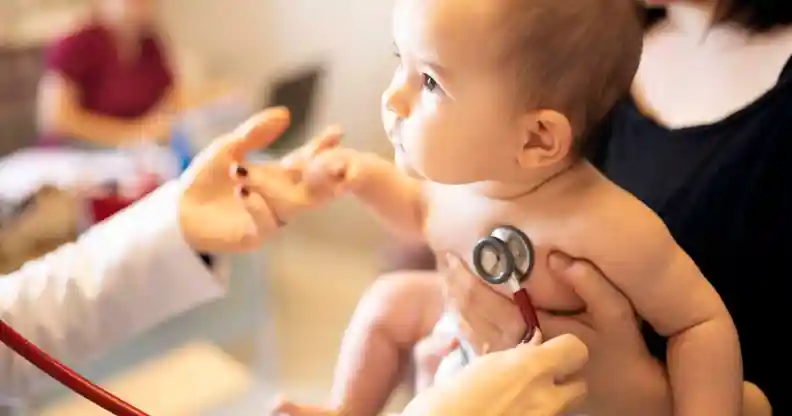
[42,24,173,143]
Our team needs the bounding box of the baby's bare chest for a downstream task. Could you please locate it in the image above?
[425,187,584,310]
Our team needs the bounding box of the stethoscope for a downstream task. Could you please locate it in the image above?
[0,320,148,415]
[472,225,541,343]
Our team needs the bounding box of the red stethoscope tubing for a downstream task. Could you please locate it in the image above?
[0,320,148,415]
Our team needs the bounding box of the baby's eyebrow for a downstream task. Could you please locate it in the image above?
[392,40,450,80]
[423,60,449,79]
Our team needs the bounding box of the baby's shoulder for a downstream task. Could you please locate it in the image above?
[568,183,674,259]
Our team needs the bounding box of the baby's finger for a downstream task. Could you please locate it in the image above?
[281,126,343,169]
[233,165,313,219]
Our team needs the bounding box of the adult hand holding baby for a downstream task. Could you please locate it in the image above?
[441,251,673,416]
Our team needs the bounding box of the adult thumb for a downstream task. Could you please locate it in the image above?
[226,107,291,159]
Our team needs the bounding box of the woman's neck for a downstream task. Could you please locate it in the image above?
[665,2,718,35]
[105,23,145,63]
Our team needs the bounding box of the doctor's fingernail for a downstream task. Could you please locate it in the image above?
[235,165,249,177]
[548,252,573,270]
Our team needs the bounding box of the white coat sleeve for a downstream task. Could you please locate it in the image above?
[0,181,229,398]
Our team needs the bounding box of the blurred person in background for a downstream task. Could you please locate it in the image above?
[36,0,178,148]
[378,0,788,414]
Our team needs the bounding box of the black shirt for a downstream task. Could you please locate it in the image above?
[589,57,792,413]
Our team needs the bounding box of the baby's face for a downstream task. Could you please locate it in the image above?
[383,0,523,184]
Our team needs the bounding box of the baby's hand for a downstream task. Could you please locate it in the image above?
[302,147,369,199]
[229,127,344,226]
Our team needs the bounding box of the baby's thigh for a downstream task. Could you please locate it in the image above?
[354,270,445,347]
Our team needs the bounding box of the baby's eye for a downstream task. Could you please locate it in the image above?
[422,73,439,92]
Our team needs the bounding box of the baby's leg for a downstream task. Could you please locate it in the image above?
[330,271,444,416]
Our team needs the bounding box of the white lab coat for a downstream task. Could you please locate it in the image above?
[0,182,228,399]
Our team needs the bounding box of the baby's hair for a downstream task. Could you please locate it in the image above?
[495,0,643,153]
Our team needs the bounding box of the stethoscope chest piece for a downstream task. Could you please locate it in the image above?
[472,225,534,285]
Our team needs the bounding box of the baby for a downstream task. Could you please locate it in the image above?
[260,0,743,415]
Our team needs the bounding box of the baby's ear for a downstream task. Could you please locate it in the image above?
[515,110,573,169]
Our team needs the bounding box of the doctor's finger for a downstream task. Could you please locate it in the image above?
[226,107,292,160]
[232,163,310,206]
[533,333,589,379]
[456,316,505,355]
[444,289,525,350]
[443,253,524,330]
[237,186,284,231]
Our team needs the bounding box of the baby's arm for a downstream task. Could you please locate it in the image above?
[585,200,742,416]
[306,149,428,240]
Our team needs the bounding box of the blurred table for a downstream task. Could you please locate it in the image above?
[0,147,180,202]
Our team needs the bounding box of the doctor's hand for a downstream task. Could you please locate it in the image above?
[402,333,588,416]
[441,253,527,354]
[178,107,341,253]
